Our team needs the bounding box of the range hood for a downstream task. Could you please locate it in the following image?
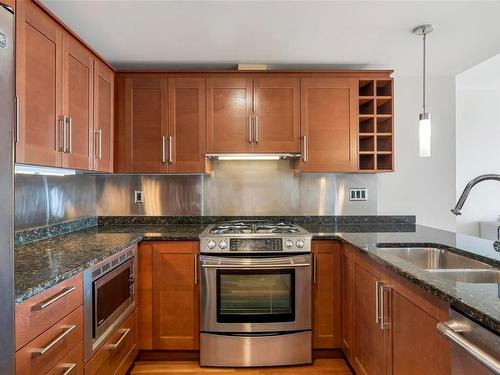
[205,153,301,161]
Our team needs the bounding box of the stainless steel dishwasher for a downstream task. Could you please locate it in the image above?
[438,309,500,374]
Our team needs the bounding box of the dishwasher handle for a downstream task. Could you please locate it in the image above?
[437,321,500,374]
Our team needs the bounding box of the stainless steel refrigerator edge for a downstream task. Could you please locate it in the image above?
[0,3,15,374]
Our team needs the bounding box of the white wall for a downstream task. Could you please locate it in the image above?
[456,54,500,236]
[377,75,457,231]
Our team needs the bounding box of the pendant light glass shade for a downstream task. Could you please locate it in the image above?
[414,24,434,158]
[419,112,431,157]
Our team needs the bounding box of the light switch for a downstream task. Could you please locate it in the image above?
[134,190,144,203]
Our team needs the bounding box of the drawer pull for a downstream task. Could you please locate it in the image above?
[108,328,131,351]
[61,363,76,375]
[31,286,77,311]
[31,325,76,357]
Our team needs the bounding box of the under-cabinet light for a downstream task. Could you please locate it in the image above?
[206,153,300,161]
[15,164,77,176]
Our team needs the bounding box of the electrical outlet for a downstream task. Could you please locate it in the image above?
[349,188,368,201]
[134,190,144,203]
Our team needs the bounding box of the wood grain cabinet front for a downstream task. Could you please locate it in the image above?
[311,241,342,349]
[46,341,84,375]
[16,273,83,351]
[152,241,200,350]
[16,306,84,375]
[84,309,138,375]
[299,78,358,172]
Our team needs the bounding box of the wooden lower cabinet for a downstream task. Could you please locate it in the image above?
[311,241,341,349]
[345,244,451,375]
[84,309,138,375]
[16,306,84,374]
[152,241,200,350]
[47,341,84,375]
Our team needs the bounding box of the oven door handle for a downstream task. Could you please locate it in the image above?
[201,263,310,269]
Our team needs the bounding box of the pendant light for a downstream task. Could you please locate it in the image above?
[413,24,434,157]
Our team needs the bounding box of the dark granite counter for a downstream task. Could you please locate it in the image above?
[15,218,500,335]
[302,223,500,334]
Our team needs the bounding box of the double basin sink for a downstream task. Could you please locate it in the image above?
[379,247,499,284]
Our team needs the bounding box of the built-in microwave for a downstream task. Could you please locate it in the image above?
[83,244,137,361]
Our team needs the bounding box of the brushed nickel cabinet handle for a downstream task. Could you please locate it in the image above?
[194,254,198,285]
[61,363,77,375]
[248,116,252,143]
[31,325,76,357]
[31,286,76,311]
[168,136,173,164]
[15,96,20,143]
[437,321,500,373]
[67,117,72,153]
[375,280,382,324]
[255,115,259,143]
[59,116,66,152]
[162,136,166,163]
[108,328,130,351]
[313,253,317,284]
[302,136,308,162]
[98,129,102,159]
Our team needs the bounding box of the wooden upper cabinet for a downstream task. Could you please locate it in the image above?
[312,241,342,349]
[93,60,114,172]
[124,77,168,173]
[207,77,253,153]
[167,78,206,173]
[253,78,300,153]
[299,78,358,172]
[15,0,62,166]
[152,241,199,350]
[61,35,93,170]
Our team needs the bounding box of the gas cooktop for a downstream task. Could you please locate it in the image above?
[200,220,311,253]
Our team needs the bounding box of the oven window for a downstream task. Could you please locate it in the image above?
[94,266,131,330]
[216,269,295,323]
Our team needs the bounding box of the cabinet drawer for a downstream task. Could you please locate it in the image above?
[16,273,83,350]
[85,309,138,375]
[47,341,84,375]
[16,306,84,375]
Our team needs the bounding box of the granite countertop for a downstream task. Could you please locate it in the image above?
[14,219,500,334]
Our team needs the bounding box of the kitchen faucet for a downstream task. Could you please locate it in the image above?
[452,174,500,216]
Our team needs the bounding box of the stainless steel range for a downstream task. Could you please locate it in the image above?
[199,220,312,367]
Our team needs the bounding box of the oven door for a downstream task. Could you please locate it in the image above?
[93,259,135,340]
[200,254,311,333]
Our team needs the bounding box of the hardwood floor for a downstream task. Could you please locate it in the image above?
[131,359,353,374]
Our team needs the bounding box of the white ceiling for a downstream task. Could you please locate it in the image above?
[42,0,500,76]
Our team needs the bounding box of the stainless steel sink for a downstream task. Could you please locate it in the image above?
[379,247,492,270]
[427,269,500,284]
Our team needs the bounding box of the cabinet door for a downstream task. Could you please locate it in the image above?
[253,77,300,153]
[300,78,358,172]
[207,77,253,153]
[312,241,341,349]
[353,259,388,375]
[61,35,93,170]
[167,78,206,173]
[15,0,62,166]
[124,78,167,173]
[389,275,451,375]
[341,245,354,362]
[152,241,199,350]
[93,60,114,172]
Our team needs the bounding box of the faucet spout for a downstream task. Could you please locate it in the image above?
[452,174,500,215]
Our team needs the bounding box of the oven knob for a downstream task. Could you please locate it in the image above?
[219,240,228,249]
[296,240,305,248]
[285,240,294,249]
[207,240,216,249]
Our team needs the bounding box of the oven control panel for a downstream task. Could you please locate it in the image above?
[201,236,311,253]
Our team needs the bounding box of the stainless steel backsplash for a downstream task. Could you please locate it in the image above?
[15,174,96,230]
[16,160,378,229]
